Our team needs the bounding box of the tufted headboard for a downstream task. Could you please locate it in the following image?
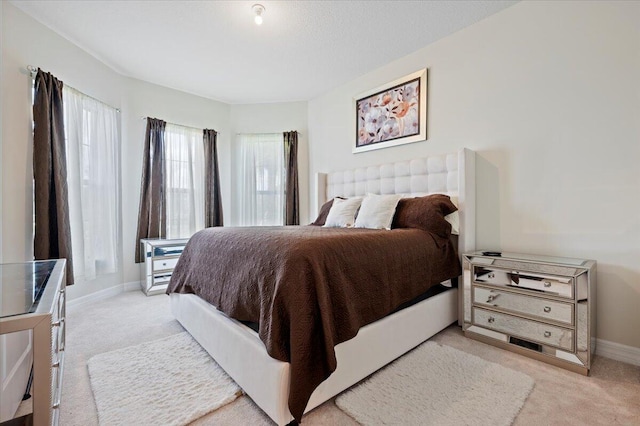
[314,148,476,257]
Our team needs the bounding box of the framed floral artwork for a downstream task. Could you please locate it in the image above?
[353,68,427,153]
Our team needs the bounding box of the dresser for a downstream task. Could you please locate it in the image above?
[140,238,188,296]
[0,260,66,426]
[462,251,596,375]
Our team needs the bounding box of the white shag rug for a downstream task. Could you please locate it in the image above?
[88,332,241,426]
[336,342,534,426]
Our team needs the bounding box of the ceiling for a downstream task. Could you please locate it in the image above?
[11,1,517,104]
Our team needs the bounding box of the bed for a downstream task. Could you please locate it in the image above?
[168,148,475,425]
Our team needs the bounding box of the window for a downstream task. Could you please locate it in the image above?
[63,87,120,280]
[164,124,205,238]
[238,133,284,226]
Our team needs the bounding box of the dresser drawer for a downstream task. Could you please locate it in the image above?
[473,287,573,325]
[474,266,573,299]
[473,307,574,351]
[153,256,179,271]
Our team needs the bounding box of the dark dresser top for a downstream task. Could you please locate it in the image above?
[0,260,58,318]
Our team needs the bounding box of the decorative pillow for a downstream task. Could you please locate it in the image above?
[354,193,403,230]
[392,194,458,239]
[323,197,363,228]
[311,197,345,226]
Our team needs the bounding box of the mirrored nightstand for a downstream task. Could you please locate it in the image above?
[140,239,189,296]
[462,251,596,375]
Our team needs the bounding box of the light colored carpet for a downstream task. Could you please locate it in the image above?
[336,342,534,425]
[88,332,241,426]
[61,291,640,426]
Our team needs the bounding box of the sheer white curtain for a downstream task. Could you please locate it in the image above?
[164,124,205,239]
[238,133,284,226]
[64,87,120,280]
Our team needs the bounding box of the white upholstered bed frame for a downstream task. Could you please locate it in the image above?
[170,148,475,425]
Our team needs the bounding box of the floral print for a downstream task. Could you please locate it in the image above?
[356,78,420,146]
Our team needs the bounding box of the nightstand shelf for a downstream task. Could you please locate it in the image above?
[462,251,596,375]
[140,238,189,296]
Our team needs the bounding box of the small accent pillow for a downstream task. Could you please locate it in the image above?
[311,197,345,226]
[392,194,458,239]
[323,197,363,228]
[445,211,460,235]
[354,193,403,230]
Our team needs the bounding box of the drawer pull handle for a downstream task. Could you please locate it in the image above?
[52,318,64,327]
[488,317,495,324]
[488,272,495,279]
[544,306,551,313]
[544,331,551,338]
[543,281,552,288]
[486,294,500,303]
[52,361,60,368]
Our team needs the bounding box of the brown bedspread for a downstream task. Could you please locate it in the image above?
[167,225,460,422]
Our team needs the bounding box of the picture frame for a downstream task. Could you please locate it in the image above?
[353,68,427,153]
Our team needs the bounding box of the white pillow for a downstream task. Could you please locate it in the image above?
[445,211,460,235]
[323,197,363,228]
[354,193,403,230]
[445,195,459,235]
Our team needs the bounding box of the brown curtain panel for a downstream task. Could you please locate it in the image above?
[283,131,300,225]
[135,118,167,263]
[33,69,74,285]
[203,129,224,227]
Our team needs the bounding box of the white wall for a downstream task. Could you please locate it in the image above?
[0,2,307,295]
[120,77,231,285]
[1,2,122,271]
[308,1,640,349]
[229,102,309,225]
[0,3,233,296]
[0,0,4,263]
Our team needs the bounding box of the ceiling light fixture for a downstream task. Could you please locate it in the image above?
[252,4,265,25]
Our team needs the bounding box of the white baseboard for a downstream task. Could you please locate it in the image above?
[68,281,141,309]
[596,338,640,367]
[123,280,142,292]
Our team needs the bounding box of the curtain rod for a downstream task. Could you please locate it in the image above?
[236,131,302,136]
[26,64,121,113]
[139,116,221,134]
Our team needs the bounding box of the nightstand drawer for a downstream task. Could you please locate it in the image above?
[474,266,573,299]
[473,307,574,351]
[153,257,179,271]
[474,287,573,325]
[153,272,173,286]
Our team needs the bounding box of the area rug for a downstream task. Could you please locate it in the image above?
[336,342,534,426]
[88,332,241,426]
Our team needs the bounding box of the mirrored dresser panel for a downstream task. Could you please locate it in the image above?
[462,251,596,375]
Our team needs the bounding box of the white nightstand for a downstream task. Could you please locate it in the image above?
[140,238,189,296]
[462,251,596,375]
